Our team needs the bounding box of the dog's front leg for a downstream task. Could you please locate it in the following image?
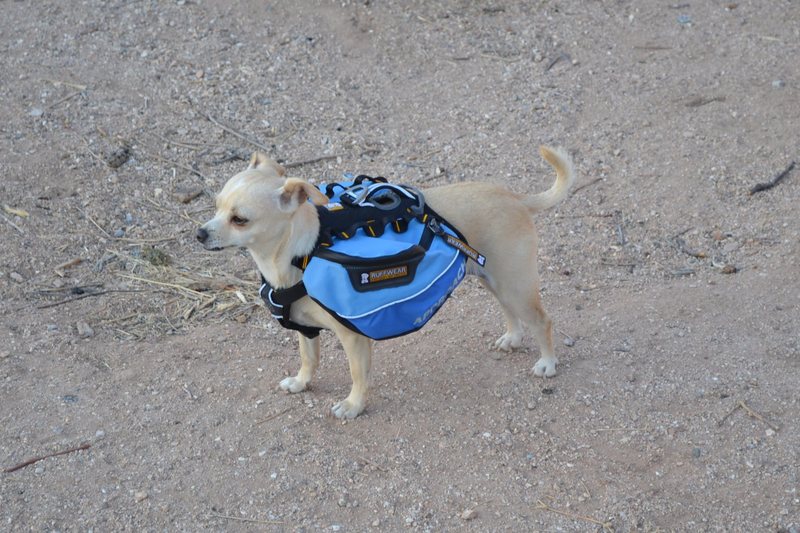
[331,331,372,419]
[279,333,320,393]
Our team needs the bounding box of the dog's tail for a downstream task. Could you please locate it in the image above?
[523,146,575,213]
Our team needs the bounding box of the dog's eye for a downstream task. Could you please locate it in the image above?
[230,215,249,227]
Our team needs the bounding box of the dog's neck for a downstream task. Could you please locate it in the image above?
[249,204,320,289]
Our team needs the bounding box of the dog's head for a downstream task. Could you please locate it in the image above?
[196,152,328,253]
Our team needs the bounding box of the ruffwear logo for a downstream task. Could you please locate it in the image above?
[361,265,409,284]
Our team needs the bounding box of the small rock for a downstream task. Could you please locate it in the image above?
[95,430,106,439]
[772,79,785,88]
[711,229,724,241]
[722,241,739,254]
[76,321,94,338]
[173,186,204,204]
[526,401,536,410]
[372,519,381,527]
[10,271,24,283]
[134,491,148,503]
[461,508,478,521]
[765,428,775,437]
[331,526,342,532]
[113,228,125,238]
[29,107,44,117]
[563,336,575,347]
[63,394,79,404]
[692,447,701,458]
[0,351,10,359]
[195,69,205,79]
[35,466,45,474]
[721,265,738,274]
[106,146,130,169]
[142,246,170,266]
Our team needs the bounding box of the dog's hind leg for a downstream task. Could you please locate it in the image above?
[482,263,558,377]
[480,278,525,351]
[332,330,372,419]
[521,293,557,377]
[279,333,320,393]
[497,288,557,377]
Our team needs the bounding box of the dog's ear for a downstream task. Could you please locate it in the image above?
[278,177,329,212]
[248,152,286,176]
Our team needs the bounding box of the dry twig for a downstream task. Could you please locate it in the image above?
[1,213,24,234]
[254,406,295,426]
[749,161,795,195]
[571,177,603,195]
[535,500,614,532]
[35,289,145,309]
[283,155,341,169]
[207,513,283,525]
[196,110,272,152]
[3,443,91,473]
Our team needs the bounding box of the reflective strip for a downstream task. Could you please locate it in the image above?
[335,251,462,320]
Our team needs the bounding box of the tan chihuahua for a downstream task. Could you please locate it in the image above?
[197,146,574,418]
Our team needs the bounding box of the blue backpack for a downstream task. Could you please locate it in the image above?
[260,176,485,340]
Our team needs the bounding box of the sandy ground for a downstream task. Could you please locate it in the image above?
[1,0,799,531]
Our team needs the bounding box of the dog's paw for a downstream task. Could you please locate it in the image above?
[494,332,523,352]
[331,399,364,419]
[279,376,308,393]
[533,356,557,377]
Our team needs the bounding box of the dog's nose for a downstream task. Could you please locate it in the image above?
[196,227,209,243]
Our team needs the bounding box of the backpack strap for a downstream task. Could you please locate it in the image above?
[259,275,322,339]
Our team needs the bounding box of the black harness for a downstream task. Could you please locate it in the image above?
[259,176,484,338]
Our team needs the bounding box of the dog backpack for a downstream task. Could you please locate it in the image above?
[260,175,485,340]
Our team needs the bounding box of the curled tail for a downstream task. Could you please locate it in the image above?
[523,146,575,213]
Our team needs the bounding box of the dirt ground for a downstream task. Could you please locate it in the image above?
[1,0,799,531]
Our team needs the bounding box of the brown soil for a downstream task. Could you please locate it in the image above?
[1,1,798,531]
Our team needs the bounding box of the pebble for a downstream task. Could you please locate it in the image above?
[722,241,739,254]
[692,447,702,458]
[173,185,204,204]
[105,146,131,169]
[0,351,10,359]
[47,324,59,332]
[35,466,45,474]
[772,79,785,88]
[563,336,575,347]
[29,107,44,117]
[765,428,775,437]
[461,508,478,520]
[76,321,95,338]
[372,519,381,527]
[113,228,126,238]
[134,491,148,502]
[331,525,342,532]
[10,271,24,283]
[95,430,106,439]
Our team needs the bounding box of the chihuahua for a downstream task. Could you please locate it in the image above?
[197,146,574,418]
